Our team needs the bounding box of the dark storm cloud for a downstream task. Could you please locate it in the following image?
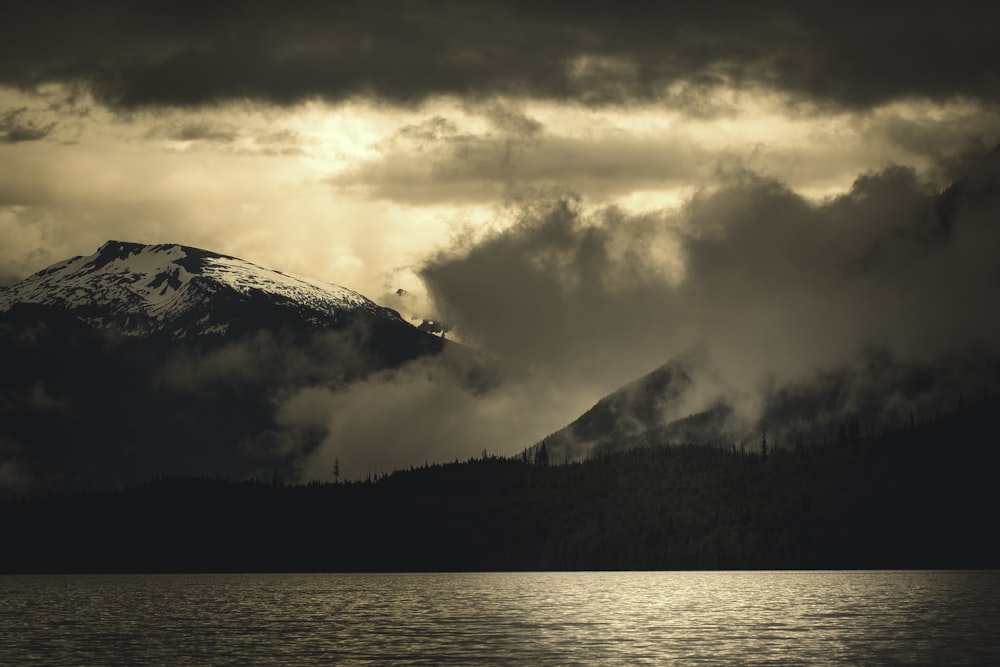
[2,1,999,110]
[0,108,56,143]
[421,145,1000,400]
[423,197,692,386]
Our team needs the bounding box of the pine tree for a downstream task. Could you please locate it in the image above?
[761,426,768,463]
[535,441,550,466]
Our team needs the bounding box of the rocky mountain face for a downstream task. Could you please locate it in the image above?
[0,241,459,492]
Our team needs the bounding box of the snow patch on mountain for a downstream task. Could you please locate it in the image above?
[0,241,397,337]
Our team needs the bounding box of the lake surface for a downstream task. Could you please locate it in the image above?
[1,571,998,665]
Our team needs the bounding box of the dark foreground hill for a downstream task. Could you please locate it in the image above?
[2,394,997,573]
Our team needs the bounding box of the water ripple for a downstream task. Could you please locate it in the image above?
[1,571,998,665]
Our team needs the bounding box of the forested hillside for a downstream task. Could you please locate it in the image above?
[2,394,996,573]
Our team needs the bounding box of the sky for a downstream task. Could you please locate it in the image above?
[2,1,1000,477]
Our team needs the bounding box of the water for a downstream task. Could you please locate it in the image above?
[1,571,998,665]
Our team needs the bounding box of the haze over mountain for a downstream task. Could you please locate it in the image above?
[524,146,1000,462]
[537,348,998,466]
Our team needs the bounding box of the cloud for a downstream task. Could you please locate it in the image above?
[2,2,999,112]
[156,120,240,144]
[0,204,58,283]
[327,98,1000,208]
[148,322,576,482]
[139,318,591,483]
[0,89,508,303]
[285,353,593,481]
[1,108,56,143]
[153,329,375,397]
[422,197,690,387]
[2,81,997,307]
[330,119,700,204]
[0,312,484,490]
[421,145,1000,422]
[143,120,307,155]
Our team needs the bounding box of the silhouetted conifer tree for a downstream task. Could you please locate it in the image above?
[761,427,768,463]
[535,441,550,466]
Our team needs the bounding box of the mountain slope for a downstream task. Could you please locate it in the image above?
[0,241,470,492]
[537,347,999,463]
[0,240,400,338]
[536,356,696,462]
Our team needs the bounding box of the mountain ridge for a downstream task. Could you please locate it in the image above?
[535,346,999,465]
[0,240,401,339]
[536,355,696,462]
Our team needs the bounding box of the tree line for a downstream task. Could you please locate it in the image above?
[1,393,997,572]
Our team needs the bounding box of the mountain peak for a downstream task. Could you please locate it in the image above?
[93,239,149,260]
[0,240,399,338]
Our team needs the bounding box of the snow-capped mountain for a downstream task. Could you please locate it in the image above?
[0,240,472,492]
[0,240,401,338]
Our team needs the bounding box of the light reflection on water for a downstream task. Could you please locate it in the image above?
[1,571,998,665]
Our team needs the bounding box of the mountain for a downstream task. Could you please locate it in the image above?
[536,356,696,462]
[0,241,466,493]
[536,348,999,463]
[0,240,403,339]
